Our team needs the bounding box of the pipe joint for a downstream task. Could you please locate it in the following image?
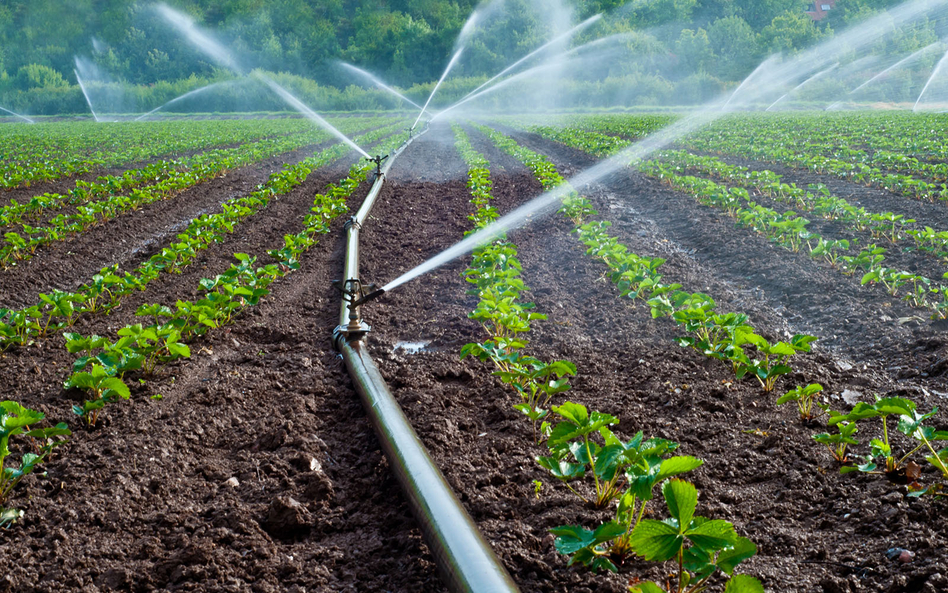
[343,217,362,232]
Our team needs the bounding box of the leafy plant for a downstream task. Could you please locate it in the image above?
[65,364,131,426]
[543,403,702,570]
[626,479,762,593]
[777,383,824,421]
[1,401,70,523]
[830,396,948,486]
[812,420,858,463]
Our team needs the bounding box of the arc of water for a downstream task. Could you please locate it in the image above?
[413,48,465,130]
[914,44,948,111]
[155,3,242,74]
[766,63,839,111]
[74,69,100,122]
[851,42,941,95]
[135,81,228,121]
[133,81,230,121]
[337,63,423,109]
[258,75,370,158]
[434,32,630,121]
[462,14,602,103]
[0,106,34,124]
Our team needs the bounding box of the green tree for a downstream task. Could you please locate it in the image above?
[15,63,68,90]
[675,28,713,74]
[707,16,759,79]
[760,10,828,54]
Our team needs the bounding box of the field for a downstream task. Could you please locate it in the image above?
[1,112,946,593]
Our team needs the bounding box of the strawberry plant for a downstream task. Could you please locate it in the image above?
[626,480,762,593]
[812,420,858,463]
[777,383,825,421]
[1,401,71,524]
[733,333,817,392]
[542,402,702,571]
[828,396,948,489]
[66,364,131,426]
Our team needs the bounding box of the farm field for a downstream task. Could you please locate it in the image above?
[1,112,947,593]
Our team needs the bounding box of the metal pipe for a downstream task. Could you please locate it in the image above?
[340,339,521,593]
[333,122,521,592]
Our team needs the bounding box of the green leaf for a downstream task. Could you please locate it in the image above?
[100,378,130,399]
[550,525,595,554]
[553,401,588,426]
[656,456,704,481]
[630,519,682,562]
[663,479,698,527]
[723,574,765,593]
[717,537,758,575]
[536,456,585,481]
[686,517,738,551]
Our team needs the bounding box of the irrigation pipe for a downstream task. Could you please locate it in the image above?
[333,124,521,593]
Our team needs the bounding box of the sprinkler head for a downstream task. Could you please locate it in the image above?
[332,278,385,344]
[366,154,389,178]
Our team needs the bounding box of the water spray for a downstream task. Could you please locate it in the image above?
[258,74,371,158]
[337,62,423,109]
[413,47,465,130]
[460,14,602,102]
[74,68,100,122]
[0,106,34,124]
[766,63,839,111]
[135,81,229,121]
[155,3,243,74]
[914,43,948,111]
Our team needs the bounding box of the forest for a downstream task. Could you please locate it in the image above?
[0,0,938,113]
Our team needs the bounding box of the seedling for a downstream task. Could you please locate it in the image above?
[65,364,131,426]
[777,383,824,421]
[830,396,948,485]
[543,403,702,570]
[812,421,858,463]
[1,401,70,522]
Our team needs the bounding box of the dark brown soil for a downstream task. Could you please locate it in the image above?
[1,120,946,593]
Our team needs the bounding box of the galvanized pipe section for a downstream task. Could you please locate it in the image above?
[339,339,521,593]
[334,124,521,593]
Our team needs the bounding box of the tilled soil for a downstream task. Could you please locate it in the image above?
[1,120,946,593]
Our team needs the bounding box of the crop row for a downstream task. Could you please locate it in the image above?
[656,150,948,264]
[474,122,948,582]
[1,127,414,527]
[0,122,367,230]
[681,130,948,203]
[464,123,769,592]
[0,118,335,189]
[638,158,948,318]
[503,121,948,318]
[0,120,408,351]
[0,118,397,267]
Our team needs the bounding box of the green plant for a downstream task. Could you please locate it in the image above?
[1,401,70,523]
[543,403,702,570]
[830,396,948,487]
[812,421,858,463]
[627,479,762,593]
[65,364,131,426]
[733,333,817,392]
[777,383,824,421]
